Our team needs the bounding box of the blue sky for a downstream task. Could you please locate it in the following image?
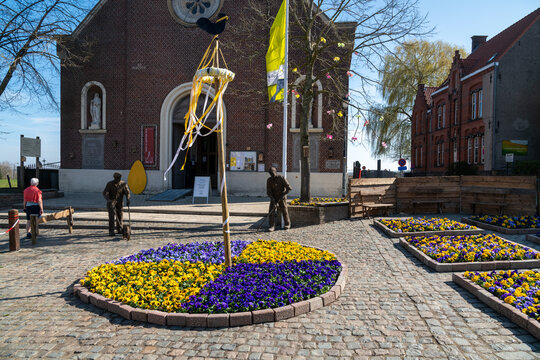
[1,0,539,170]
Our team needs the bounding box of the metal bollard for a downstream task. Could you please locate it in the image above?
[8,209,20,251]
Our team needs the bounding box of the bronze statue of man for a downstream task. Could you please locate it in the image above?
[103,173,131,236]
[266,166,292,231]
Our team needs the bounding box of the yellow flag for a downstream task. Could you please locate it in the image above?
[266,0,286,102]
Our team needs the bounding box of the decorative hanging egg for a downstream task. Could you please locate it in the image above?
[128,160,147,195]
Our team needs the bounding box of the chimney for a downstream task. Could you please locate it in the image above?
[471,35,488,53]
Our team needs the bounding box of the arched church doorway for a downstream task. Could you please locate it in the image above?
[171,95,218,189]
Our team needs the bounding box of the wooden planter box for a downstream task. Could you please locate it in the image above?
[374,218,484,238]
[399,237,540,272]
[289,202,349,227]
[462,217,540,235]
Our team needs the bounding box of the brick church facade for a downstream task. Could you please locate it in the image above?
[59,0,354,195]
[411,8,540,175]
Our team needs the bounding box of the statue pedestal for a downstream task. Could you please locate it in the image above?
[81,132,105,169]
[288,201,349,227]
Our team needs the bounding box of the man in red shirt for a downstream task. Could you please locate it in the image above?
[23,178,43,238]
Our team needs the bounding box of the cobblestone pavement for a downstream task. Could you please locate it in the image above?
[1,217,540,359]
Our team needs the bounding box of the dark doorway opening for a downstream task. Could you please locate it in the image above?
[171,96,218,189]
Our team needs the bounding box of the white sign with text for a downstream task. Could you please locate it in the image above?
[193,176,211,203]
[21,136,41,157]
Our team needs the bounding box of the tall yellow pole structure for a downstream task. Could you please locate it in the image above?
[214,39,232,267]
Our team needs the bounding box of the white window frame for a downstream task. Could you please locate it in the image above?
[481,135,485,164]
[478,89,483,118]
[437,106,442,129]
[437,143,441,166]
[473,136,479,164]
[467,138,471,164]
[471,92,477,120]
[291,76,323,129]
[442,104,446,128]
[453,140,458,163]
[441,142,444,166]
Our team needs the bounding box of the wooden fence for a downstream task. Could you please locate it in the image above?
[348,176,538,216]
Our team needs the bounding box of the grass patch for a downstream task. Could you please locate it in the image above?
[0,178,17,188]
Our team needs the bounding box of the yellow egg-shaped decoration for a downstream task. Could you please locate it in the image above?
[128,160,147,195]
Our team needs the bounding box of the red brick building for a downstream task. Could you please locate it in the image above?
[411,8,540,175]
[59,0,354,195]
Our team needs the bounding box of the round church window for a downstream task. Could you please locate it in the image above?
[167,0,224,26]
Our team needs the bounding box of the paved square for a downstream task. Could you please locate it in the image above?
[1,218,539,359]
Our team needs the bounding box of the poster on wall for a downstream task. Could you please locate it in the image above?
[230,151,257,171]
[502,140,528,155]
[142,125,156,166]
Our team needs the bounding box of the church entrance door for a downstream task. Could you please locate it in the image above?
[194,132,217,188]
[171,95,218,189]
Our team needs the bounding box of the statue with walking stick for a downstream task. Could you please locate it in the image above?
[266,166,291,232]
[103,173,130,236]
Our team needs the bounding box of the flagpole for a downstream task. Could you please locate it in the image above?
[282,0,289,180]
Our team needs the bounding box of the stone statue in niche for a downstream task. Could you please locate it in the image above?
[89,93,102,129]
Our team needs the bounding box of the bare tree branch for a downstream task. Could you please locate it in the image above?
[0,0,93,111]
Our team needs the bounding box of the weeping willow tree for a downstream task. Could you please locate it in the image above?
[366,40,467,159]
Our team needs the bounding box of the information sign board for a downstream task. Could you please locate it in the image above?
[21,136,41,157]
[230,151,257,171]
[398,166,407,171]
[193,176,211,203]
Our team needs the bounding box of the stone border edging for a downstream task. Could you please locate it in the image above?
[72,254,347,328]
[461,217,539,235]
[452,273,540,341]
[399,237,540,272]
[374,218,484,238]
[526,234,540,244]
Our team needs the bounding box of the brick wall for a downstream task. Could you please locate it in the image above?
[61,0,349,175]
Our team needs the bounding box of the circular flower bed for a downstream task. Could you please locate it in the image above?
[290,197,347,206]
[406,234,540,263]
[380,217,476,233]
[81,240,341,314]
[464,270,540,321]
[470,215,540,229]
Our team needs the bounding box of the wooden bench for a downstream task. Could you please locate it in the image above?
[29,207,74,244]
[349,191,394,218]
[460,187,509,215]
[410,187,444,214]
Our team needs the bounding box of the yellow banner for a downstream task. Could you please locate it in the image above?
[265,0,286,102]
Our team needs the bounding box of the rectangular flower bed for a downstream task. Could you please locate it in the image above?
[289,199,349,226]
[462,215,540,235]
[453,271,540,340]
[375,217,484,238]
[399,233,540,272]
